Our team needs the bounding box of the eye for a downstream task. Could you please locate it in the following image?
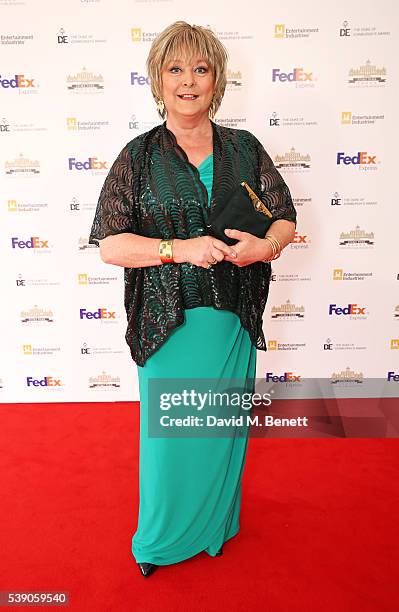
[195,66,208,74]
[169,66,182,73]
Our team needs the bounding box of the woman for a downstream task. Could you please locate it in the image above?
[89,21,297,578]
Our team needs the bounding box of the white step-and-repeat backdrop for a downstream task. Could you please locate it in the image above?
[1,0,397,401]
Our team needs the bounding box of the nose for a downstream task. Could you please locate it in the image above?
[183,70,195,87]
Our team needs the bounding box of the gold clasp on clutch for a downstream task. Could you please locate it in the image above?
[241,181,273,218]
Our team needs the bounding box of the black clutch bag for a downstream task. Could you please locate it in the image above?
[206,181,274,246]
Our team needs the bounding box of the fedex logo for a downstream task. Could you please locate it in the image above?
[130,72,150,85]
[27,376,61,387]
[387,371,399,382]
[12,236,48,249]
[0,74,35,88]
[337,152,377,165]
[80,308,115,319]
[272,68,313,82]
[265,372,301,382]
[68,157,107,170]
[329,303,366,315]
[292,232,308,244]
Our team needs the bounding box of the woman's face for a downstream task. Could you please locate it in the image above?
[161,53,215,121]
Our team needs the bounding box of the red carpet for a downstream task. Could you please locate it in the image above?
[1,402,398,612]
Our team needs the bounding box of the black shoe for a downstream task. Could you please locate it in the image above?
[137,562,158,577]
[215,546,223,556]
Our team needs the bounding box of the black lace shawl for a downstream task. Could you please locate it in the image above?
[89,121,297,366]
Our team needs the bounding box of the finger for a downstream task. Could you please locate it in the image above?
[224,228,248,240]
[222,245,239,260]
[210,250,224,263]
[223,253,240,264]
[211,239,237,258]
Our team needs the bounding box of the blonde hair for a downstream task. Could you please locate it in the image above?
[146,21,228,119]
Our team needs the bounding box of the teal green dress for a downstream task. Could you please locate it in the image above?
[132,154,257,565]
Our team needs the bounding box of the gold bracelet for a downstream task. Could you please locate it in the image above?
[159,239,174,263]
[264,236,278,256]
[262,235,282,262]
[265,234,282,252]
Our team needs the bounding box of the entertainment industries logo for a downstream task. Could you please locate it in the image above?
[215,117,247,129]
[23,344,61,357]
[332,268,372,282]
[292,196,312,209]
[131,28,159,43]
[77,273,119,286]
[267,340,306,351]
[274,24,319,39]
[8,198,48,213]
[67,117,109,131]
[341,111,384,126]
[0,33,34,45]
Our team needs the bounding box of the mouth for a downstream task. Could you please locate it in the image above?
[177,94,199,100]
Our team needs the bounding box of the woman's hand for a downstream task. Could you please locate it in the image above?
[222,229,272,266]
[173,236,236,269]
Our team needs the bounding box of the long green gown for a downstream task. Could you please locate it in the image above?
[132,154,257,565]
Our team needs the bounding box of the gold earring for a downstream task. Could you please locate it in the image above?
[208,96,216,119]
[156,99,165,117]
